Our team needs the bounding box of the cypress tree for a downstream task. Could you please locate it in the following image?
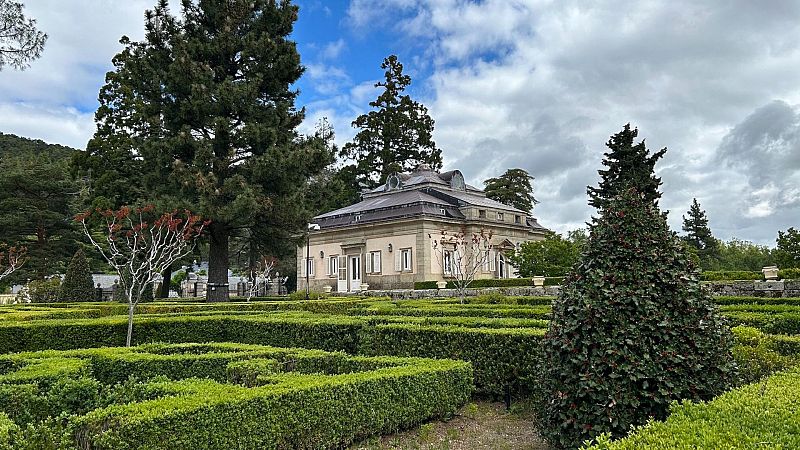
[537,129,736,449]
[483,168,538,214]
[682,198,720,270]
[58,249,95,302]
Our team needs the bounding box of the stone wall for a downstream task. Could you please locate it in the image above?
[340,280,800,300]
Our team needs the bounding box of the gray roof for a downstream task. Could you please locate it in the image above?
[316,190,451,218]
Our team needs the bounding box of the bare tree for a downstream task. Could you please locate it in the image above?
[430,229,494,303]
[247,255,276,301]
[77,206,207,346]
[0,243,25,281]
[0,0,47,70]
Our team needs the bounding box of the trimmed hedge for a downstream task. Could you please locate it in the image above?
[584,366,800,449]
[700,270,763,281]
[413,277,564,289]
[0,343,473,450]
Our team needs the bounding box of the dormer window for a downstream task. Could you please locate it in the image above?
[515,215,521,224]
[497,212,504,221]
[354,214,361,222]
[386,174,402,191]
[451,171,466,191]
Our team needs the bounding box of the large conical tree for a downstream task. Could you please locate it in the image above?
[58,249,95,302]
[682,198,719,270]
[587,124,666,210]
[341,55,442,187]
[74,0,331,301]
[483,168,538,214]
[536,128,736,449]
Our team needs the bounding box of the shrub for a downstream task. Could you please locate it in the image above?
[58,249,96,302]
[287,290,327,300]
[413,278,563,290]
[700,271,763,281]
[0,413,17,450]
[19,279,61,303]
[779,267,800,280]
[584,366,800,449]
[536,190,736,449]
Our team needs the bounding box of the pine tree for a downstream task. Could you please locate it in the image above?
[74,0,331,301]
[536,130,735,449]
[58,249,95,302]
[587,124,666,209]
[483,168,538,214]
[0,0,48,70]
[341,55,442,187]
[682,198,719,270]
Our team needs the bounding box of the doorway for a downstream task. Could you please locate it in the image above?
[349,255,361,292]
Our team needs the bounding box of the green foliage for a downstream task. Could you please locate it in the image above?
[712,238,774,271]
[0,1,47,71]
[340,55,442,186]
[587,124,666,210]
[730,326,799,385]
[537,189,736,449]
[681,198,720,270]
[20,278,60,303]
[0,344,472,449]
[287,290,327,300]
[583,366,800,449]
[780,268,800,280]
[483,168,538,214]
[413,277,564,289]
[58,249,95,302]
[700,270,763,281]
[508,230,583,277]
[775,227,800,269]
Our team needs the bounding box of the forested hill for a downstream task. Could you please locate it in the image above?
[0,132,78,160]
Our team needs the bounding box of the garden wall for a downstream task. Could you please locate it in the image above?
[354,280,800,299]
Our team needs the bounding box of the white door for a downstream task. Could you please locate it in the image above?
[498,253,507,278]
[349,255,361,292]
[337,256,347,292]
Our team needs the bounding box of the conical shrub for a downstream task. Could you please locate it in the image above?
[58,249,96,302]
[535,189,736,449]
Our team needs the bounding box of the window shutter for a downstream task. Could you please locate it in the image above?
[366,253,372,274]
[489,251,496,272]
[375,252,381,273]
[300,258,306,278]
[395,251,402,272]
[325,257,331,276]
[309,258,315,278]
[408,249,413,272]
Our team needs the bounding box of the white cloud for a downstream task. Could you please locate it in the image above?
[320,39,346,60]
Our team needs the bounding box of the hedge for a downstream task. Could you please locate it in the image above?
[413,277,564,289]
[0,413,16,450]
[584,366,800,449]
[360,323,545,396]
[0,344,473,449]
[700,270,764,281]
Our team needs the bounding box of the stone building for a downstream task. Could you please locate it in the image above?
[297,164,548,292]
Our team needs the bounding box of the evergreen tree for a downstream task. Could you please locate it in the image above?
[74,0,331,302]
[341,55,442,186]
[58,249,95,302]
[587,124,666,209]
[776,227,800,269]
[483,168,538,214]
[0,0,47,70]
[537,130,735,449]
[682,198,719,270]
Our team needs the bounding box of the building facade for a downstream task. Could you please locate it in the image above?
[297,165,548,292]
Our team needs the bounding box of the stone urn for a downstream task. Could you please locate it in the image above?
[322,285,333,294]
[762,266,779,281]
[436,281,448,289]
[532,276,546,287]
[359,283,369,292]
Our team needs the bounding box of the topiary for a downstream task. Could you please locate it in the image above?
[58,249,96,302]
[535,188,736,449]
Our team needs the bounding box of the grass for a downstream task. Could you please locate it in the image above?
[350,400,551,450]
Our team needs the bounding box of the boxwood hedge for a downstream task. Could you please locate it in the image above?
[0,344,473,450]
[584,365,800,449]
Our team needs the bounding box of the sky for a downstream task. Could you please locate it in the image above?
[2,0,800,246]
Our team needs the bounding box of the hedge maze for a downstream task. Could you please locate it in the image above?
[1,294,800,448]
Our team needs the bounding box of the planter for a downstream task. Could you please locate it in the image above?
[532,276,546,287]
[762,266,779,281]
[436,281,448,289]
[322,285,333,294]
[359,283,369,292]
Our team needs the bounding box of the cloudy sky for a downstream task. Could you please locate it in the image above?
[3,0,800,245]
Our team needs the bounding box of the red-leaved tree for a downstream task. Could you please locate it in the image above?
[0,243,26,282]
[76,206,207,346]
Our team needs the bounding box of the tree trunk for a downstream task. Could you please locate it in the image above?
[158,264,172,298]
[207,222,230,302]
[126,303,134,347]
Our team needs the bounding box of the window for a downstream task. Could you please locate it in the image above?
[443,250,453,275]
[367,251,382,274]
[328,256,338,277]
[515,215,521,224]
[401,248,412,272]
[440,208,446,215]
[478,209,486,218]
[354,214,361,222]
[482,250,491,272]
[497,212,504,221]
[305,258,315,278]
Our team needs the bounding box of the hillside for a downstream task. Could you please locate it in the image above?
[0,132,78,161]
